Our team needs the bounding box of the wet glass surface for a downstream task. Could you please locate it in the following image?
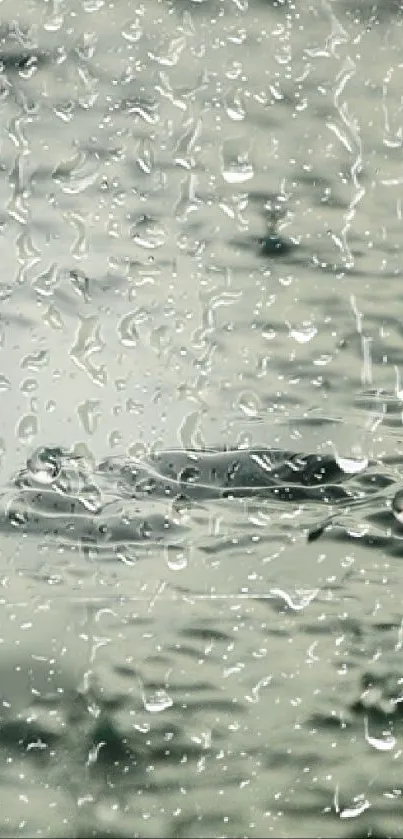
[1,0,403,835]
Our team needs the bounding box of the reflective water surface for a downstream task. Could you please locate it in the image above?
[1,0,403,836]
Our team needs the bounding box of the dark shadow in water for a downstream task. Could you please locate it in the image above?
[2,445,400,551]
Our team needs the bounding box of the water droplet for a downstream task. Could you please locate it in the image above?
[32,263,59,297]
[17,414,38,443]
[109,431,122,448]
[118,312,139,347]
[171,493,192,525]
[44,305,64,331]
[222,160,254,184]
[288,322,317,344]
[70,269,90,300]
[131,216,165,249]
[262,325,276,341]
[335,453,368,474]
[77,400,102,435]
[237,390,261,418]
[0,374,11,392]
[223,88,246,121]
[270,587,319,611]
[142,688,173,713]
[122,19,143,43]
[21,350,49,371]
[165,544,189,571]
[392,490,403,523]
[8,504,29,527]
[0,284,13,301]
[20,378,38,394]
[83,0,104,10]
[26,446,61,485]
[78,484,102,513]
[221,137,254,184]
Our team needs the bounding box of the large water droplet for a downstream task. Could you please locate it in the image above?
[26,446,61,485]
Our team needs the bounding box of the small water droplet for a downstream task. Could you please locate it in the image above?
[77,400,102,435]
[26,446,61,484]
[237,390,261,418]
[0,374,11,392]
[8,505,29,527]
[289,322,317,344]
[131,216,165,250]
[392,490,403,523]
[109,431,122,448]
[142,688,173,713]
[165,544,189,571]
[0,284,13,301]
[262,325,276,341]
[118,312,139,347]
[20,378,38,394]
[223,87,246,121]
[78,483,102,513]
[221,137,254,184]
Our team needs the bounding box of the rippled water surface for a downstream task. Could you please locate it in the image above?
[2,0,403,836]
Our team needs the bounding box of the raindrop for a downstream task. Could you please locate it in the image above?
[334,452,368,474]
[118,312,139,347]
[262,325,276,341]
[44,304,64,331]
[70,269,90,300]
[364,716,395,752]
[131,216,165,250]
[109,430,122,448]
[18,55,38,79]
[78,483,102,514]
[0,374,11,392]
[20,378,38,394]
[0,284,13,301]
[77,400,102,435]
[122,19,143,43]
[32,263,59,297]
[21,350,49,371]
[17,413,38,443]
[165,544,189,571]
[223,88,246,121]
[8,504,29,527]
[288,322,317,344]
[142,687,173,713]
[179,466,200,484]
[171,493,192,524]
[392,490,403,524]
[83,0,105,12]
[136,138,154,175]
[221,138,254,184]
[237,390,261,418]
[26,446,61,485]
[270,587,319,611]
